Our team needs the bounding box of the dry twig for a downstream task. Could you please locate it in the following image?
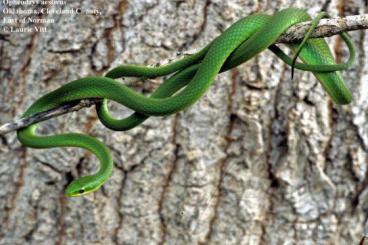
[1,14,367,135]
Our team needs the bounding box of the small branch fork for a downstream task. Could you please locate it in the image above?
[1,14,367,135]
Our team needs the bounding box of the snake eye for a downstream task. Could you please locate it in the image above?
[78,189,85,194]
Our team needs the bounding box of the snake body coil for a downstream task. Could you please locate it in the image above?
[17,8,355,197]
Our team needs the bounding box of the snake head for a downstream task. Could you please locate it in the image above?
[65,175,102,197]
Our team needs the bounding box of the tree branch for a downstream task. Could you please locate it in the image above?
[277,13,368,43]
[1,14,367,136]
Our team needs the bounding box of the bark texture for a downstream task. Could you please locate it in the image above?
[0,0,367,244]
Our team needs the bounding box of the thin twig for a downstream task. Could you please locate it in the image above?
[0,99,101,135]
[278,14,368,42]
[0,14,367,135]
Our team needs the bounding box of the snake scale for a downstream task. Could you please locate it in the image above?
[16,8,356,197]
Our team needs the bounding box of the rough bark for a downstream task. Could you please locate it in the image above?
[0,0,367,245]
[2,13,368,136]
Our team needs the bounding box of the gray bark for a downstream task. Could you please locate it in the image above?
[2,13,368,136]
[0,0,367,244]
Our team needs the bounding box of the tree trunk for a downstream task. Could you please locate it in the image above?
[0,0,367,244]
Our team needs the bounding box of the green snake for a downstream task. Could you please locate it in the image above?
[16,8,356,197]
